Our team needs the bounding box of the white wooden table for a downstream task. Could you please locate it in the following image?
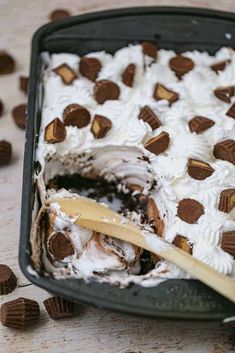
[0,1,235,352]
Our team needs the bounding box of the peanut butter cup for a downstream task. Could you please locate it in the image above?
[91,115,112,139]
[0,141,12,166]
[222,231,235,257]
[214,86,234,103]
[53,63,77,85]
[50,9,71,21]
[0,264,17,295]
[144,131,170,156]
[189,116,215,133]
[211,59,230,73]
[44,297,74,320]
[172,235,192,254]
[44,118,66,144]
[147,198,164,236]
[63,104,91,128]
[0,51,15,75]
[226,103,235,119]
[213,139,235,165]
[187,158,214,180]
[177,199,204,224]
[169,55,194,78]
[94,80,120,104]
[218,189,235,213]
[48,232,75,261]
[1,297,40,329]
[79,57,101,82]
[19,76,28,94]
[122,63,136,87]
[138,106,162,130]
[141,42,157,60]
[12,104,27,129]
[153,83,179,105]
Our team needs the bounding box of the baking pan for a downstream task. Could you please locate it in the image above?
[19,6,235,320]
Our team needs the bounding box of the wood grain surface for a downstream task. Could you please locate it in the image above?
[0,1,235,352]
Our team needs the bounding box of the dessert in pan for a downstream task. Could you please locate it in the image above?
[32,41,235,287]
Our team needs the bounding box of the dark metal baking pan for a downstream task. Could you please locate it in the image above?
[19,6,235,320]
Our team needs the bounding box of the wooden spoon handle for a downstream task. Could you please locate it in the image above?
[55,197,235,303]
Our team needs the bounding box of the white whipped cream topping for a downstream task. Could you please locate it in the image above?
[36,44,235,285]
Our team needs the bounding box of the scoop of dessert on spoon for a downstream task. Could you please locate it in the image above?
[54,196,235,303]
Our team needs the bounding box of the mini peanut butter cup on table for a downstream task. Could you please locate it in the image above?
[0,264,17,295]
[214,86,234,103]
[49,9,71,22]
[141,42,157,60]
[226,103,235,118]
[79,57,101,82]
[44,118,66,144]
[12,104,27,129]
[177,198,204,224]
[172,235,192,254]
[138,105,162,130]
[144,131,170,156]
[187,158,214,180]
[48,232,75,261]
[169,55,194,79]
[63,103,91,128]
[94,80,120,104]
[53,63,77,85]
[0,140,12,166]
[19,76,28,94]
[1,297,40,329]
[122,63,136,87]
[222,231,235,257]
[211,59,230,73]
[0,51,15,75]
[218,189,235,213]
[213,139,235,165]
[91,115,112,139]
[0,99,4,117]
[189,116,215,134]
[44,296,74,320]
[153,83,179,105]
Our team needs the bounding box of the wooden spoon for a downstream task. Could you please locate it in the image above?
[54,196,235,303]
